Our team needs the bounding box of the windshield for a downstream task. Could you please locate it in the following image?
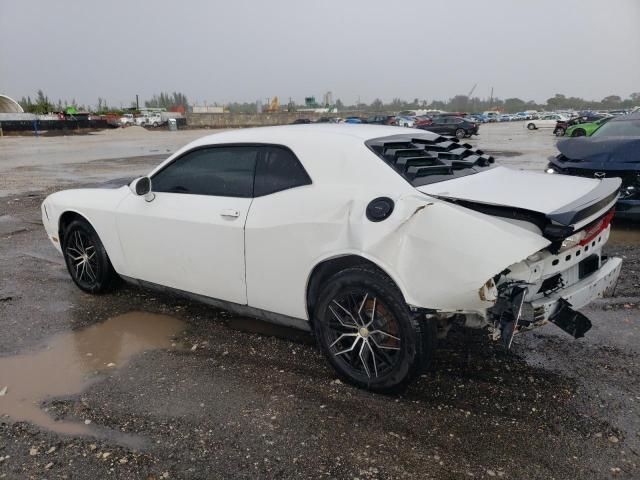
[592,118,640,137]
[365,133,495,186]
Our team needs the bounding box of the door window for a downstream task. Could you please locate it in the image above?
[152,147,258,197]
[253,146,311,197]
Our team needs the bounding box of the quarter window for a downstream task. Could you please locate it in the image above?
[152,146,258,197]
[253,146,311,197]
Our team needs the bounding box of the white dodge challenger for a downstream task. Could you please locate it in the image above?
[42,125,622,391]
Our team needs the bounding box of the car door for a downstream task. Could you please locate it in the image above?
[540,115,557,128]
[115,145,258,304]
[427,118,447,134]
[244,146,313,319]
[450,118,465,133]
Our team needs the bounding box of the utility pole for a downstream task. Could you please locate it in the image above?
[135,94,139,110]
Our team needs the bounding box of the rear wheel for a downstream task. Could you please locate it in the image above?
[313,267,435,392]
[572,128,586,137]
[527,123,536,130]
[62,219,119,293]
[455,128,466,139]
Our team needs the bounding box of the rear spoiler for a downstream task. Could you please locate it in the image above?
[435,177,620,242]
[547,177,620,226]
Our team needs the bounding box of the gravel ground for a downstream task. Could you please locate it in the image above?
[0,124,638,479]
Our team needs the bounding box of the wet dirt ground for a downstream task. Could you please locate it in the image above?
[0,123,639,479]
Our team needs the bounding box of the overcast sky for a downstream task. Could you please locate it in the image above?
[1,0,638,108]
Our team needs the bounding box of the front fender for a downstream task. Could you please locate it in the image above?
[42,187,131,272]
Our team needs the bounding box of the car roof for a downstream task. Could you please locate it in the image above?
[185,124,426,148]
[151,124,443,191]
[610,112,640,122]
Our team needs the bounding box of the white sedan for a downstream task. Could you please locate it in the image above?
[42,125,622,391]
[526,113,568,130]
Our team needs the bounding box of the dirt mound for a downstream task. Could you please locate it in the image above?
[98,125,150,137]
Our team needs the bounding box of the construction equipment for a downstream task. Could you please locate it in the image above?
[264,96,280,113]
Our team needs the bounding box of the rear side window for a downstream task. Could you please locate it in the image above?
[253,146,311,197]
[152,146,258,197]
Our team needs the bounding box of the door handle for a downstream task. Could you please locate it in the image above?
[220,209,240,218]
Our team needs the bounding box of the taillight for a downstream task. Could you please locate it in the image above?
[558,209,614,252]
[578,209,614,246]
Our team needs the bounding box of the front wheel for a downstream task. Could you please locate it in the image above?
[313,267,435,392]
[527,123,536,130]
[572,129,586,137]
[62,219,119,293]
[455,128,466,139]
[555,128,565,136]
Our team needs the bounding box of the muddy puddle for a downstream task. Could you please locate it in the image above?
[609,223,640,246]
[0,311,184,438]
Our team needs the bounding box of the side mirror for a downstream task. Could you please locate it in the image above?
[129,177,154,202]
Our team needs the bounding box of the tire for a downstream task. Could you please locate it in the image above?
[555,128,565,137]
[455,128,466,139]
[573,129,586,137]
[527,123,536,130]
[62,219,119,293]
[152,122,159,127]
[313,266,435,393]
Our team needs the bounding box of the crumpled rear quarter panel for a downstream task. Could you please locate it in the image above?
[364,194,551,314]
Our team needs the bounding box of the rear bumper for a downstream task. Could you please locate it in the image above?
[527,256,622,323]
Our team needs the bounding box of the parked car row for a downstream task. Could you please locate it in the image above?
[293,113,480,139]
[546,112,640,221]
[553,113,612,137]
[523,109,638,137]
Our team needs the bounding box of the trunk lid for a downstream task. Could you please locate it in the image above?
[417,166,620,231]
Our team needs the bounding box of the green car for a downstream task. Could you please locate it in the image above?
[565,117,611,137]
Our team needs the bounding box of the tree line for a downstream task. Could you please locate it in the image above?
[337,92,640,114]
[18,91,190,115]
[219,92,640,114]
[17,90,639,115]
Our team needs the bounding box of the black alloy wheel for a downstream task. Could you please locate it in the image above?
[62,219,119,293]
[314,267,434,392]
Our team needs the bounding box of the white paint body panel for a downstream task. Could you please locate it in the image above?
[41,187,130,267]
[417,166,600,214]
[528,115,568,129]
[115,192,250,304]
[529,119,557,128]
[41,124,616,324]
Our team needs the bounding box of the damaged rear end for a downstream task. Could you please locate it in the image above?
[486,204,621,346]
[367,132,623,346]
[425,170,622,345]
